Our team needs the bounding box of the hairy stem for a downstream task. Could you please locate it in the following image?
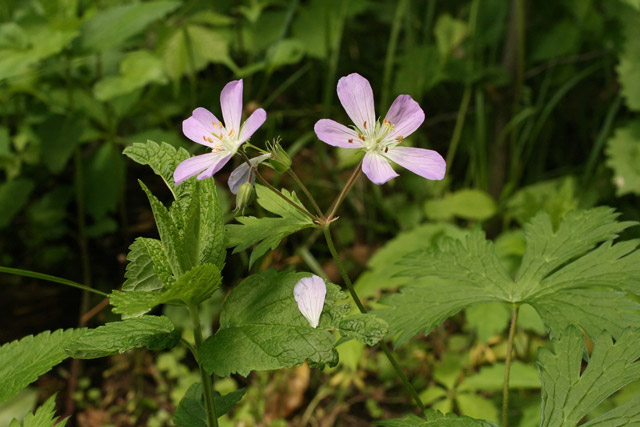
[502,305,519,427]
[288,169,324,218]
[325,162,362,221]
[322,226,425,411]
[189,305,218,427]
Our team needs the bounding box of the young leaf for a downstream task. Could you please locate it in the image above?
[63,316,180,359]
[199,270,386,377]
[173,383,245,426]
[0,329,86,403]
[10,394,67,427]
[538,327,640,427]
[112,263,222,317]
[377,208,640,345]
[226,185,316,267]
[375,410,498,426]
[122,237,174,292]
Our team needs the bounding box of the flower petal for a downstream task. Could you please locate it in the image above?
[293,275,327,328]
[183,107,221,147]
[337,73,376,134]
[196,153,233,181]
[362,152,399,185]
[384,146,446,181]
[384,95,425,139]
[228,153,271,194]
[174,152,219,185]
[314,119,363,148]
[238,108,266,144]
[220,79,243,134]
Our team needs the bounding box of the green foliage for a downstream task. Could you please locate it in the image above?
[122,237,174,292]
[0,178,34,229]
[425,189,497,222]
[538,327,640,426]
[227,185,316,267]
[94,51,167,101]
[377,208,640,344]
[606,121,640,196]
[617,5,640,111]
[112,264,222,317]
[0,329,85,403]
[173,383,246,426]
[80,1,180,51]
[199,270,387,377]
[63,316,180,359]
[375,410,498,426]
[9,394,67,427]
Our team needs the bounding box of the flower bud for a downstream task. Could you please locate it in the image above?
[234,182,254,214]
[266,139,292,173]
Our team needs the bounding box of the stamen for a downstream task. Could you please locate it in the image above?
[348,139,354,143]
[363,121,367,130]
[212,121,218,128]
[384,147,389,153]
[228,129,234,137]
[358,133,365,142]
[395,136,404,141]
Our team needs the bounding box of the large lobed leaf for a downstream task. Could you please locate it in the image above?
[199,270,388,377]
[377,207,640,344]
[538,327,640,427]
[226,185,316,267]
[0,329,85,403]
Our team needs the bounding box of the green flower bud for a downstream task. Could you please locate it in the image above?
[266,138,292,174]
[234,182,255,214]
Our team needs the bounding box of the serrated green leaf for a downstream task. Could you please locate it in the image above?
[375,410,498,426]
[377,208,640,345]
[161,263,222,306]
[0,329,86,403]
[459,361,540,391]
[200,270,383,377]
[174,383,245,426]
[123,141,191,199]
[15,394,67,427]
[109,290,160,318]
[122,237,174,292]
[582,394,640,426]
[63,316,179,359]
[226,185,315,267]
[538,327,640,427]
[336,314,388,346]
[81,1,180,51]
[606,122,640,196]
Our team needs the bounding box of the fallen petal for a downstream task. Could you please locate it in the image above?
[294,275,327,328]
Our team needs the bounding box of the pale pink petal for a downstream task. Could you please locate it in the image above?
[337,73,376,133]
[220,80,243,134]
[174,153,219,185]
[314,119,363,148]
[228,153,271,194]
[294,275,327,328]
[384,95,425,139]
[183,115,218,147]
[196,153,233,180]
[384,146,446,181]
[238,108,266,144]
[362,152,399,185]
[192,107,221,128]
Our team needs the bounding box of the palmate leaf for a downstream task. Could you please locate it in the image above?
[226,185,316,267]
[63,316,180,359]
[375,410,498,426]
[199,270,388,377]
[377,207,640,344]
[539,327,640,427]
[0,329,85,403]
[9,394,67,427]
[111,264,222,317]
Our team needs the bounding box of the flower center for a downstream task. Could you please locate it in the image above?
[361,119,403,154]
[202,121,239,154]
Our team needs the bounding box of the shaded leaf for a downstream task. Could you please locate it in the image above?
[122,237,174,292]
[94,51,167,101]
[0,178,34,229]
[375,410,497,426]
[174,383,245,426]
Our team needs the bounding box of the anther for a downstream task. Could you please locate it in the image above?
[348,139,353,143]
[228,129,235,137]
[363,121,367,129]
[395,136,404,141]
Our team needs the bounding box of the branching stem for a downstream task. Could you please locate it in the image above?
[325,162,362,221]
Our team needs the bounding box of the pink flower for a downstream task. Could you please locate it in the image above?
[314,73,446,185]
[174,80,266,186]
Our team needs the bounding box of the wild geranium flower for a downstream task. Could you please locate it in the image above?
[174,80,266,186]
[314,73,446,185]
[294,275,327,329]
[227,153,271,195]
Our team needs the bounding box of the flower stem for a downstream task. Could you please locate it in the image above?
[287,169,324,218]
[189,305,218,427]
[502,305,519,427]
[239,152,317,222]
[325,162,362,221]
[321,226,425,411]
